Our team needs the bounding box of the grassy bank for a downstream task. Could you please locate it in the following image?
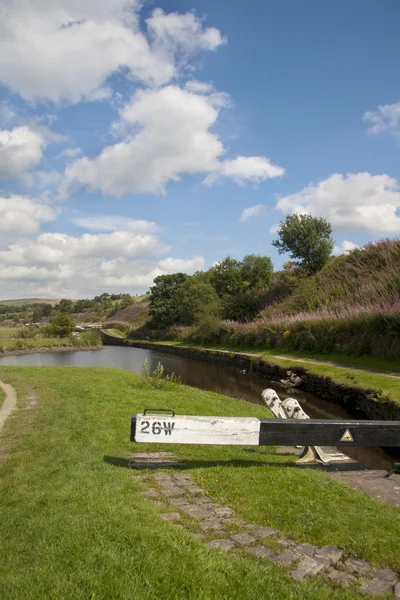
[0,367,399,599]
[129,338,400,407]
[0,326,102,353]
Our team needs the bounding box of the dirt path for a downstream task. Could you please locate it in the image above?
[0,380,17,433]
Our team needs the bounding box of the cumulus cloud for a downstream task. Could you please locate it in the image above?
[0,224,204,298]
[363,103,400,136]
[0,1,225,103]
[0,195,55,235]
[205,156,285,185]
[275,172,400,232]
[62,86,284,196]
[0,126,46,180]
[239,204,266,222]
[146,9,226,57]
[333,240,358,256]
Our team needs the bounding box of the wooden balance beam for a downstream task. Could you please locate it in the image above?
[131,410,400,447]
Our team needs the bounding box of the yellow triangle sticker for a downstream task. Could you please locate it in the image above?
[340,429,354,442]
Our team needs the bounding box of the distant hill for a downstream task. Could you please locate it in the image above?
[0,298,65,306]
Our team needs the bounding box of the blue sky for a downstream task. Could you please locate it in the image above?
[0,0,399,299]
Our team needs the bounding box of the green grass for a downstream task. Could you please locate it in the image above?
[0,326,19,338]
[107,328,127,338]
[148,340,400,407]
[0,367,399,600]
[0,337,74,350]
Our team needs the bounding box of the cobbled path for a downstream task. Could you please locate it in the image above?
[131,453,400,598]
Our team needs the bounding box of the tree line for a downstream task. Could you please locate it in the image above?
[149,214,334,328]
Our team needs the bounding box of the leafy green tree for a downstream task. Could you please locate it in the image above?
[177,277,221,325]
[222,288,266,322]
[57,299,74,313]
[240,254,273,289]
[149,273,188,328]
[208,257,244,298]
[272,214,334,274]
[42,304,53,317]
[120,293,134,308]
[32,305,44,322]
[47,314,75,338]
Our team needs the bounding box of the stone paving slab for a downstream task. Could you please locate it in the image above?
[187,486,203,495]
[314,545,343,566]
[293,543,318,556]
[345,558,371,575]
[230,533,256,546]
[160,488,185,498]
[290,556,326,581]
[180,505,212,519]
[245,545,274,559]
[213,506,234,518]
[197,496,213,504]
[359,577,395,596]
[374,568,398,584]
[169,497,191,507]
[328,570,356,587]
[394,580,400,599]
[160,513,182,521]
[207,539,236,551]
[201,519,225,532]
[277,537,296,548]
[271,549,300,567]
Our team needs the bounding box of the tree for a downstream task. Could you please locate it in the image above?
[47,314,75,338]
[177,276,221,325]
[240,254,273,289]
[208,257,244,298]
[57,299,74,313]
[149,273,188,328]
[272,214,334,274]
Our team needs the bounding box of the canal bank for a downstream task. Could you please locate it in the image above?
[101,332,400,422]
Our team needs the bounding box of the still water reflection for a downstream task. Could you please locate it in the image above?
[0,345,394,468]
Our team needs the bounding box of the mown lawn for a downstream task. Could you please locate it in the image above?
[0,367,399,600]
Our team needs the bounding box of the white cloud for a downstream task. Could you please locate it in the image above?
[239,204,266,222]
[204,156,285,185]
[185,80,215,94]
[62,85,284,196]
[59,147,82,159]
[0,221,204,297]
[275,172,400,232]
[62,85,225,196]
[158,256,204,272]
[363,103,400,136]
[0,126,46,180]
[0,1,225,104]
[333,240,358,256]
[73,216,158,233]
[0,195,55,235]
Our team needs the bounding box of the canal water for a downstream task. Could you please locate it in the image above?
[0,345,394,469]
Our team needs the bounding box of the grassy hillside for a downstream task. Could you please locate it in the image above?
[262,238,400,318]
